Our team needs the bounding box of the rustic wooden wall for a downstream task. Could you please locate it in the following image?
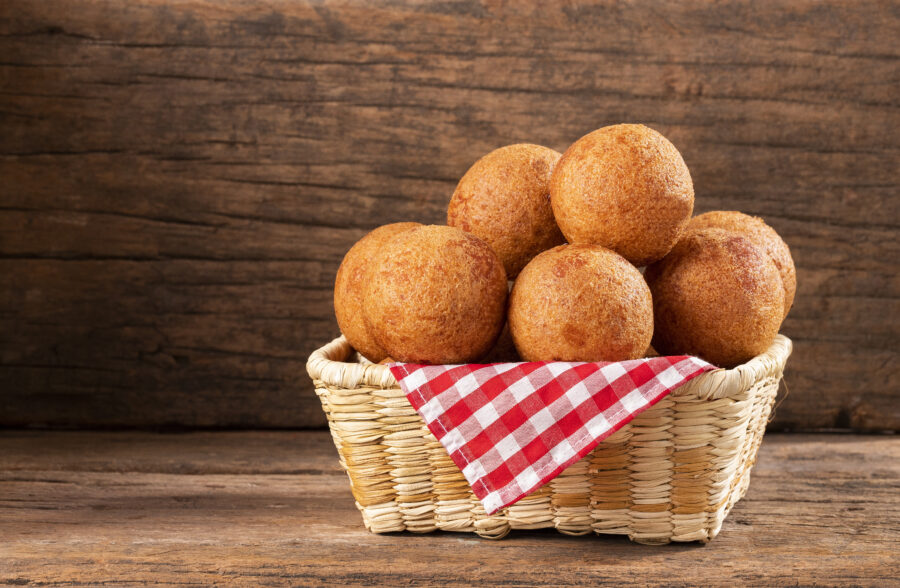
[1,0,897,430]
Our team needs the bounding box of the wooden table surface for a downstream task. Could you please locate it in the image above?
[1,431,897,586]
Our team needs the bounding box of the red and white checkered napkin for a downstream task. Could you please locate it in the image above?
[388,356,715,514]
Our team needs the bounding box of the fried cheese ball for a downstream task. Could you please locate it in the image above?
[645,228,785,367]
[509,244,653,362]
[550,124,694,266]
[688,211,796,319]
[448,143,565,278]
[363,225,508,364]
[333,222,421,362]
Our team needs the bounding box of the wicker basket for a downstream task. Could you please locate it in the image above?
[307,334,791,544]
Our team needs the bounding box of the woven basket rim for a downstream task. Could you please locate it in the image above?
[307,334,792,401]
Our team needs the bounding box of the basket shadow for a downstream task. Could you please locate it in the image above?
[374,526,708,556]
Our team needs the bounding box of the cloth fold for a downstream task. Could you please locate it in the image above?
[389,356,715,514]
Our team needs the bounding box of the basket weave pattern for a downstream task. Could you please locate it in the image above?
[307,335,791,544]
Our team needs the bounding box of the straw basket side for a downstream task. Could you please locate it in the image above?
[307,335,792,544]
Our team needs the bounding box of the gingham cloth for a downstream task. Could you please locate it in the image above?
[388,356,715,514]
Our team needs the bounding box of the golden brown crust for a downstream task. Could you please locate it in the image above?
[479,322,520,363]
[645,228,785,368]
[508,244,653,362]
[333,222,421,362]
[363,225,508,364]
[688,211,796,319]
[448,144,565,278]
[550,124,694,266]
[476,280,518,362]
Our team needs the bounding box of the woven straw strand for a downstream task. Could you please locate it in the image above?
[308,335,791,544]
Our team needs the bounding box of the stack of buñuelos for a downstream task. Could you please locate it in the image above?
[334,124,794,368]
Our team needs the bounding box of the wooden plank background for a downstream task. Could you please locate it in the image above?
[1,0,897,430]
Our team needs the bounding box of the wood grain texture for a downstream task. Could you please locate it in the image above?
[1,431,898,586]
[0,0,898,429]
